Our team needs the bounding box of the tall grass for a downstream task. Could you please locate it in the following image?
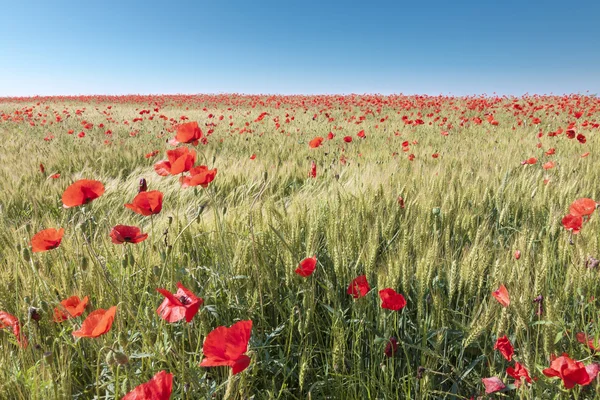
[0,94,599,399]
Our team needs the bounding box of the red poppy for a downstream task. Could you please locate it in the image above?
[384,337,399,357]
[542,353,597,389]
[62,179,105,208]
[576,332,600,351]
[174,121,203,145]
[378,288,407,311]
[343,136,353,143]
[506,362,532,387]
[200,320,253,375]
[357,130,366,138]
[408,154,415,161]
[577,134,586,144]
[50,173,61,179]
[581,152,590,158]
[493,335,514,361]
[492,285,510,307]
[0,311,27,347]
[53,295,89,322]
[309,137,324,148]
[562,214,583,234]
[482,377,505,394]
[521,157,537,165]
[145,150,159,159]
[156,282,203,323]
[309,161,317,178]
[139,178,148,193]
[39,163,45,174]
[250,154,256,160]
[154,147,197,176]
[295,255,317,277]
[72,306,117,338]
[179,165,217,188]
[347,275,370,298]
[327,132,334,140]
[514,250,521,260]
[110,225,148,244]
[569,198,597,217]
[543,161,555,170]
[122,370,173,400]
[545,148,556,156]
[397,196,405,208]
[125,190,163,216]
[31,228,64,252]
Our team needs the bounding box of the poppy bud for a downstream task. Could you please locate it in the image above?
[43,351,53,363]
[417,366,426,379]
[29,307,42,322]
[81,256,89,271]
[384,337,399,357]
[138,178,147,193]
[113,351,129,365]
[514,250,521,260]
[23,248,31,262]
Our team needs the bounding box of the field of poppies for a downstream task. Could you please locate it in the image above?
[0,94,599,399]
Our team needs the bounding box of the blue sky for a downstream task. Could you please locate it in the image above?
[0,0,599,96]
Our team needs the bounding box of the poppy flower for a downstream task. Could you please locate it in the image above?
[200,320,253,375]
[542,353,597,389]
[156,282,203,323]
[122,370,173,400]
[72,306,117,338]
[154,147,197,176]
[562,214,583,234]
[50,173,60,179]
[581,152,590,158]
[295,255,317,277]
[179,165,217,188]
[0,311,27,347]
[431,153,439,159]
[173,121,203,145]
[482,377,505,394]
[145,150,159,158]
[521,157,537,165]
[492,285,510,307]
[347,275,370,298]
[327,132,334,140]
[408,154,415,161]
[357,130,366,138]
[110,225,148,244]
[309,161,317,178]
[378,288,407,311]
[138,178,148,193]
[62,179,105,208]
[577,134,586,144]
[514,250,521,260]
[250,154,256,160]
[543,161,555,170]
[125,190,163,216]
[39,163,45,174]
[309,137,324,148]
[53,295,89,322]
[507,362,532,387]
[493,335,514,361]
[384,337,399,357]
[31,228,64,252]
[569,198,597,217]
[343,136,353,143]
[545,148,556,156]
[576,332,600,351]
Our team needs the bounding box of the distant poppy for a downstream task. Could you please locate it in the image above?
[506,363,532,387]
[576,332,600,352]
[347,275,370,298]
[441,131,449,136]
[581,152,590,158]
[431,153,439,158]
[343,136,353,143]
[53,295,89,322]
[542,161,555,170]
[408,154,415,161]
[378,288,407,311]
[145,150,159,159]
[50,173,61,179]
[174,121,203,146]
[180,166,217,188]
[562,214,583,234]
[156,282,203,323]
[110,225,148,244]
[577,134,586,144]
[295,255,317,277]
[154,147,197,176]
[397,196,405,208]
[327,132,334,140]
[514,250,521,260]
[250,154,256,160]
[542,353,597,389]
[125,190,163,216]
[72,306,117,338]
[39,163,45,174]
[309,137,324,148]
[62,179,105,208]
[569,198,597,217]
[493,335,514,361]
[545,148,556,156]
[122,370,173,400]
[357,130,366,138]
[384,337,399,357]
[521,157,537,165]
[492,285,510,307]
[309,161,317,178]
[0,311,27,347]
[200,320,253,375]
[31,228,64,252]
[482,377,505,394]
[138,178,148,193]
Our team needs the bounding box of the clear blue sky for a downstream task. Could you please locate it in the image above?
[1,0,599,96]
